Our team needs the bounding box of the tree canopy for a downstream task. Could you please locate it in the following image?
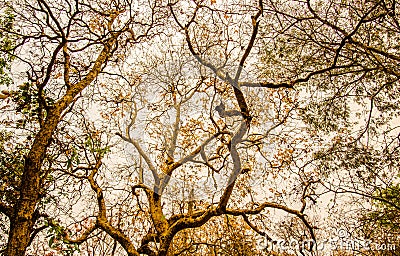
[0,0,399,255]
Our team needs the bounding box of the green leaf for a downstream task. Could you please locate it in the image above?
[48,236,54,247]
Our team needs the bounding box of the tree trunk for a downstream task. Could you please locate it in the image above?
[4,34,117,255]
[5,112,60,256]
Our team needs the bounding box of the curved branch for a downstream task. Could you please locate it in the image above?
[225,202,316,243]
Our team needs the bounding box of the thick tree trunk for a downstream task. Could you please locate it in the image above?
[6,165,41,256]
[4,34,117,255]
[5,112,60,256]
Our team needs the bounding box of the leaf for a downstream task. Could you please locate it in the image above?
[48,236,54,247]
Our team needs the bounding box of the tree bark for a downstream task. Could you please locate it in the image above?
[5,112,60,255]
[4,34,118,255]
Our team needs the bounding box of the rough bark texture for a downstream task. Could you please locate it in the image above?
[6,110,60,255]
[4,34,118,256]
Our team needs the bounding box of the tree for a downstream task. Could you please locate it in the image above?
[36,1,315,255]
[1,0,400,255]
[0,0,163,255]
